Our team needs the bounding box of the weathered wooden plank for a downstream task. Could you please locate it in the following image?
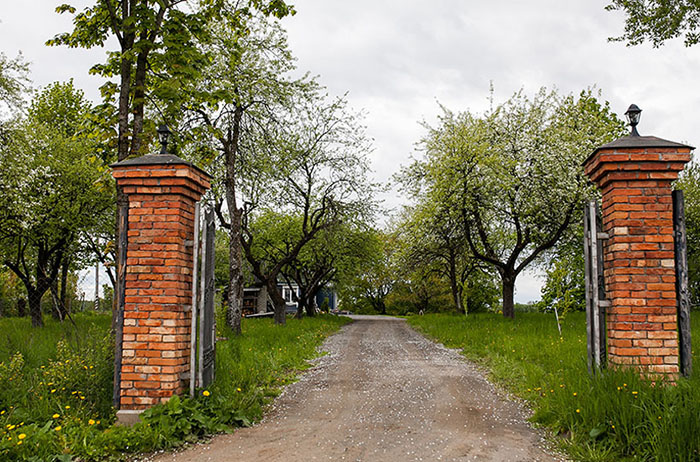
[589,201,602,370]
[595,201,607,366]
[197,208,208,389]
[113,202,129,408]
[584,201,593,375]
[202,208,216,387]
[673,190,692,378]
[189,203,201,397]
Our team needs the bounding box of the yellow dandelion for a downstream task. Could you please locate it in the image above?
[96,420,101,425]
[202,390,210,397]
[0,410,4,415]
[50,389,56,394]
[65,406,70,410]
[88,419,95,425]
[52,414,59,419]
[237,387,242,392]
[573,392,577,397]
[632,391,638,395]
[18,434,26,440]
[80,396,85,400]
[612,424,615,429]
[576,409,580,413]
[17,440,22,445]
[54,426,61,431]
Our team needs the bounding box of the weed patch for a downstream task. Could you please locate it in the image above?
[0,313,351,460]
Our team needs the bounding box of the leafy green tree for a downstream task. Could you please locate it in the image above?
[237,87,374,325]
[410,88,626,318]
[393,199,497,314]
[50,0,292,162]
[282,223,376,317]
[0,52,30,115]
[182,13,309,334]
[49,0,293,325]
[339,230,396,315]
[607,0,700,47]
[386,270,452,315]
[0,82,113,327]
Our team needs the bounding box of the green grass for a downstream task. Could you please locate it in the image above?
[408,312,700,462]
[0,312,351,461]
[0,313,112,367]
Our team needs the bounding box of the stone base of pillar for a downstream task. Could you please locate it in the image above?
[116,409,144,426]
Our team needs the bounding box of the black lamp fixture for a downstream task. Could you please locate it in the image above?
[157,124,172,154]
[624,104,642,137]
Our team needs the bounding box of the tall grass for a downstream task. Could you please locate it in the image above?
[408,312,700,462]
[0,313,351,461]
[0,313,112,367]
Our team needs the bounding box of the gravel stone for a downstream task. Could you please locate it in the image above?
[150,315,566,462]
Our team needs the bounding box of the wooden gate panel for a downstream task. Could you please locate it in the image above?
[199,208,216,389]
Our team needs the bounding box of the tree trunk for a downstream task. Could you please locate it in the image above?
[501,272,516,319]
[374,299,386,315]
[256,285,269,313]
[305,294,317,317]
[60,258,70,314]
[225,106,245,334]
[27,287,44,328]
[50,279,62,320]
[266,279,286,325]
[227,208,244,335]
[17,298,26,317]
[449,275,463,314]
[112,23,134,331]
[448,256,461,313]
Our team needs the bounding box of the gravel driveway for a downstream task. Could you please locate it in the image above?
[152,315,564,462]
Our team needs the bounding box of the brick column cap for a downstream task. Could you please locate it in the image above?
[111,153,212,179]
[584,135,693,188]
[111,154,212,199]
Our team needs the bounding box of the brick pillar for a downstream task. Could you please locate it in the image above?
[111,154,211,422]
[584,134,692,377]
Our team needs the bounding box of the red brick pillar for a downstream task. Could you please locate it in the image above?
[584,134,692,377]
[111,154,211,422]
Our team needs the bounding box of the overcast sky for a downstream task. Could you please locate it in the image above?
[1,1,698,303]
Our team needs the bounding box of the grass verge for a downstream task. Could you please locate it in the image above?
[0,313,351,461]
[408,312,700,462]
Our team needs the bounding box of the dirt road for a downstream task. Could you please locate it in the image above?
[152,315,563,462]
